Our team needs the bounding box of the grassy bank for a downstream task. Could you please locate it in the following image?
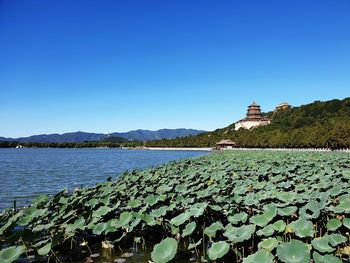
[1,151,350,262]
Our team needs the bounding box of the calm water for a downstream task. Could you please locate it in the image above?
[0,148,207,210]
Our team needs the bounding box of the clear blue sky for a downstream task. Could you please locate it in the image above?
[1,0,349,137]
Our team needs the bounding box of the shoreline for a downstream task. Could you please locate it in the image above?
[143,147,350,152]
[145,147,213,151]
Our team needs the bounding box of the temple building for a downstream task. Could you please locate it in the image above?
[275,102,290,111]
[215,139,236,150]
[234,102,271,130]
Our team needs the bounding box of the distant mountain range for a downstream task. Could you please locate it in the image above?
[0,129,206,143]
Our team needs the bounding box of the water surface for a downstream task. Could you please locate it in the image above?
[0,148,207,210]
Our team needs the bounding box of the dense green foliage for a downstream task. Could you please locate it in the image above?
[145,98,350,148]
[1,151,350,262]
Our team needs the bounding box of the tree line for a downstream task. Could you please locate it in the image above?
[0,140,140,148]
[145,98,350,149]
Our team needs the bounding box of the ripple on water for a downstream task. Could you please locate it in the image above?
[0,148,208,210]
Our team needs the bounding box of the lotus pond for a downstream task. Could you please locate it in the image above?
[1,150,350,263]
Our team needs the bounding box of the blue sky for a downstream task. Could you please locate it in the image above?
[0,0,349,137]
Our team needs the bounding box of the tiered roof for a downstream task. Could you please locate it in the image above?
[246,101,263,121]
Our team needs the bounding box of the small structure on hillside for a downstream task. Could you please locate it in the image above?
[215,139,236,150]
[234,101,271,130]
[275,102,290,111]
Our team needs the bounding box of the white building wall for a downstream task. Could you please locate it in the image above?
[235,120,270,130]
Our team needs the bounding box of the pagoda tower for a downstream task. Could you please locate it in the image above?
[234,101,271,130]
[245,101,263,121]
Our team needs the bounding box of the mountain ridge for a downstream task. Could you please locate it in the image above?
[0,129,206,143]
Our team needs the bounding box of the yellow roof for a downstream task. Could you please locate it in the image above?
[216,139,235,145]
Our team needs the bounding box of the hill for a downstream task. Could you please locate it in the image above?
[0,128,205,143]
[145,97,350,149]
[111,128,205,141]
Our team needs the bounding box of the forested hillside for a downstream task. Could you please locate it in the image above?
[145,98,350,149]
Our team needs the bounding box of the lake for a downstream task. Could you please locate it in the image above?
[0,148,208,210]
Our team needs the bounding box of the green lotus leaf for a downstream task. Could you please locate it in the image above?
[129,217,141,232]
[92,206,112,218]
[334,197,350,213]
[0,213,21,235]
[295,183,307,192]
[278,206,297,216]
[188,203,207,217]
[327,206,344,214]
[119,211,133,226]
[273,220,286,232]
[0,245,26,263]
[277,240,310,263]
[343,218,350,229]
[142,214,158,226]
[250,214,272,227]
[210,205,222,211]
[156,185,172,194]
[299,201,321,219]
[207,241,230,260]
[17,207,48,226]
[311,236,334,253]
[326,219,342,231]
[37,241,52,256]
[170,211,191,226]
[277,191,296,202]
[244,195,259,206]
[65,216,86,235]
[85,198,98,207]
[92,222,107,235]
[100,195,110,206]
[101,185,113,195]
[313,251,341,263]
[204,221,224,239]
[288,218,314,238]
[33,223,54,232]
[188,207,205,217]
[257,224,275,237]
[117,182,127,191]
[228,212,248,225]
[243,250,274,263]
[32,194,49,207]
[343,171,350,180]
[175,185,187,193]
[128,199,142,208]
[250,204,277,227]
[224,224,255,243]
[328,233,347,247]
[258,237,279,251]
[105,219,118,234]
[145,195,159,206]
[182,221,196,238]
[329,186,342,197]
[151,237,178,263]
[175,196,185,204]
[151,206,168,217]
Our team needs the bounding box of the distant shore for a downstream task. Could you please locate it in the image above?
[142,147,350,152]
[146,147,213,151]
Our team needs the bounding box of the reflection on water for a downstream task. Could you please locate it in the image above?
[0,148,207,210]
[76,241,193,263]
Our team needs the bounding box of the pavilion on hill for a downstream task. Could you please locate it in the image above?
[234,101,271,130]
